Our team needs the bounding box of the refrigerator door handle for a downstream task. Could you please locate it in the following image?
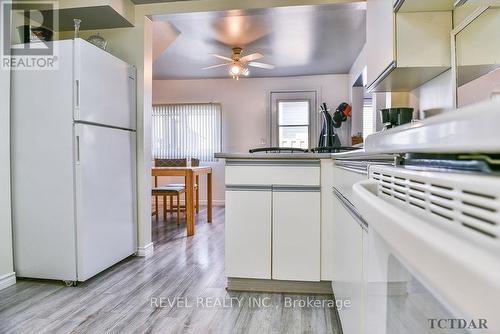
[75,135,80,165]
[74,79,80,111]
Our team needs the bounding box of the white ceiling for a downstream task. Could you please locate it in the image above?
[152,3,366,80]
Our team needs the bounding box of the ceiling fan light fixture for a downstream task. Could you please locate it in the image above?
[203,47,273,79]
[229,64,242,76]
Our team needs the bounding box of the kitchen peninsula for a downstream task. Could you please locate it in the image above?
[215,153,331,292]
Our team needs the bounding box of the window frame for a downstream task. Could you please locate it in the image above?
[269,91,318,149]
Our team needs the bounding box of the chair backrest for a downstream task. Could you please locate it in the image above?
[154,158,200,167]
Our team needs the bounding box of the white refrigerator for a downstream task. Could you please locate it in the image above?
[11,39,137,284]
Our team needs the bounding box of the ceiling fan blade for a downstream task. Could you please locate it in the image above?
[210,53,233,61]
[248,61,275,69]
[240,53,264,63]
[202,62,232,70]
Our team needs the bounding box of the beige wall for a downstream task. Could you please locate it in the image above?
[153,74,350,203]
[409,70,454,116]
[458,67,500,107]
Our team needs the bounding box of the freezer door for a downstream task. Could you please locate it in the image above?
[74,39,136,130]
[74,123,137,281]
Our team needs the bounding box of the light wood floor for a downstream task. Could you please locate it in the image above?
[0,206,342,334]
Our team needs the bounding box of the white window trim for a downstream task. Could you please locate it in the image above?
[269,90,319,148]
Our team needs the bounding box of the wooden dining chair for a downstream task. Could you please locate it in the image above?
[151,185,185,225]
[153,158,200,213]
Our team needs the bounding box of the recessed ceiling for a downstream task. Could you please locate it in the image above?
[152,3,366,79]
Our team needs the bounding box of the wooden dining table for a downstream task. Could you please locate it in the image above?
[152,166,212,236]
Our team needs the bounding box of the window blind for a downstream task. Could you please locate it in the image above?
[152,103,222,162]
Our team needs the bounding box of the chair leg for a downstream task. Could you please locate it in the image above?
[196,176,199,214]
[169,196,174,214]
[163,195,167,219]
[176,195,180,225]
[155,195,158,220]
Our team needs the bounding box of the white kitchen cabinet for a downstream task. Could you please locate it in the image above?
[456,7,500,87]
[224,159,322,282]
[225,187,272,279]
[332,189,365,334]
[366,0,395,89]
[366,0,452,92]
[272,189,321,282]
[331,165,370,334]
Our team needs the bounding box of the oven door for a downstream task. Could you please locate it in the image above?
[353,166,500,333]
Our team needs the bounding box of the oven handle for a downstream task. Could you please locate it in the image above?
[353,179,500,331]
[333,186,368,232]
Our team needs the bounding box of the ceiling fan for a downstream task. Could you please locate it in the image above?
[202,47,275,80]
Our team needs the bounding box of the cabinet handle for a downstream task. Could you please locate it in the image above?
[367,61,397,93]
[272,185,321,192]
[226,185,272,191]
[333,186,368,231]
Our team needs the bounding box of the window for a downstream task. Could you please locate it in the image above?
[270,91,316,149]
[152,103,222,162]
[362,96,374,139]
[277,100,310,149]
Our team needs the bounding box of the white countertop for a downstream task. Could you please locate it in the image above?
[214,152,332,160]
[215,151,395,161]
[364,100,500,154]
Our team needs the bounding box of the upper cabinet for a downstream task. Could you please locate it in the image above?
[455,5,500,107]
[394,0,454,12]
[366,0,453,92]
[15,0,135,33]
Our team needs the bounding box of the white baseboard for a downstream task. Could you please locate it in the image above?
[136,242,154,257]
[0,272,16,291]
[198,200,225,206]
[153,199,225,207]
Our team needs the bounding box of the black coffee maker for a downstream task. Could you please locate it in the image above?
[318,103,342,148]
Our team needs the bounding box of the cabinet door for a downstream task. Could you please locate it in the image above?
[367,0,395,87]
[272,188,321,281]
[332,191,364,334]
[225,187,272,279]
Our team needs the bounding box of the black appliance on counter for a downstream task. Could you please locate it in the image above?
[380,107,414,129]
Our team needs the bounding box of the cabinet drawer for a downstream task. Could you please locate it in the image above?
[226,160,320,186]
